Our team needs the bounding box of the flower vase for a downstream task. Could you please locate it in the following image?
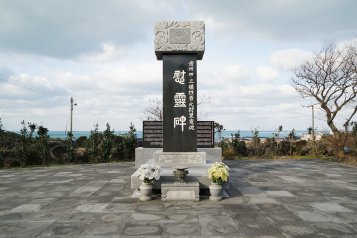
[139,182,153,201]
[209,182,222,201]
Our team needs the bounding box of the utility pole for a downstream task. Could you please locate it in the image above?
[303,103,318,142]
[69,97,77,135]
[311,105,315,142]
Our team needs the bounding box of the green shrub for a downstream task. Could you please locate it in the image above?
[14,121,37,167]
[230,131,247,157]
[251,128,261,156]
[86,123,101,162]
[37,125,49,165]
[223,147,236,160]
[75,136,88,147]
[99,123,114,163]
[124,122,137,160]
[65,132,75,163]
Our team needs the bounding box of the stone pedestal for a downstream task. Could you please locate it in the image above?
[161,182,199,201]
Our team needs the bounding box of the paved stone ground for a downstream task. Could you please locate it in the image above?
[0,159,356,237]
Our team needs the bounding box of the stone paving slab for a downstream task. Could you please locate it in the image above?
[0,159,356,237]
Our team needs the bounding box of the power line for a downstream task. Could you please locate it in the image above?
[0,74,58,98]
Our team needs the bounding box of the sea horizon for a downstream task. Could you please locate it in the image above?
[32,130,316,140]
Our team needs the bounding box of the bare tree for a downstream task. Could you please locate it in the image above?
[292,42,357,157]
[143,95,211,121]
[197,94,211,119]
[144,98,163,121]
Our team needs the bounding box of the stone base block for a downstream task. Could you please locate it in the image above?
[135,147,222,168]
[135,148,160,168]
[161,182,199,201]
[153,151,206,168]
[198,147,222,163]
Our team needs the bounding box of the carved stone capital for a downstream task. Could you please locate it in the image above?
[154,21,205,60]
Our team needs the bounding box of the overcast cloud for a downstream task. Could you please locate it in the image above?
[0,0,356,131]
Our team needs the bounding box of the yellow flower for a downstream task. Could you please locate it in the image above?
[207,162,230,183]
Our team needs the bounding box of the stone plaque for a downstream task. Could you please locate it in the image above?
[155,21,205,60]
[142,121,215,148]
[142,121,163,148]
[153,151,207,168]
[158,153,204,163]
[169,28,191,44]
[197,121,214,148]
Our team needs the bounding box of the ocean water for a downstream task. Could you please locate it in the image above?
[48,131,132,139]
[221,130,307,139]
[47,130,308,140]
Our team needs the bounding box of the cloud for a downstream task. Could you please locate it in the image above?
[336,37,357,49]
[198,64,251,90]
[55,72,95,91]
[0,60,163,130]
[199,82,307,130]
[2,0,356,60]
[80,42,127,63]
[200,83,298,111]
[0,0,175,58]
[0,73,66,100]
[271,48,312,70]
[256,66,279,81]
[92,63,161,94]
[188,0,357,42]
[223,65,247,79]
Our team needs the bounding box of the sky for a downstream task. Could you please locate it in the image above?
[0,0,356,132]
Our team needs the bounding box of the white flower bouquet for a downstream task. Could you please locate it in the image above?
[208,162,229,185]
[138,164,160,184]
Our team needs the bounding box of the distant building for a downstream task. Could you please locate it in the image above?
[301,133,322,141]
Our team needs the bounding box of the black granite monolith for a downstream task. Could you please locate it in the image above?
[163,54,197,152]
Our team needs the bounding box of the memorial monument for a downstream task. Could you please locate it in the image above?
[131,21,224,200]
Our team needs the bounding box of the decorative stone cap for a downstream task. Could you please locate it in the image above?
[154,21,205,60]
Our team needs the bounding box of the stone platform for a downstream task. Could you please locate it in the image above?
[1,159,357,237]
[132,148,223,191]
